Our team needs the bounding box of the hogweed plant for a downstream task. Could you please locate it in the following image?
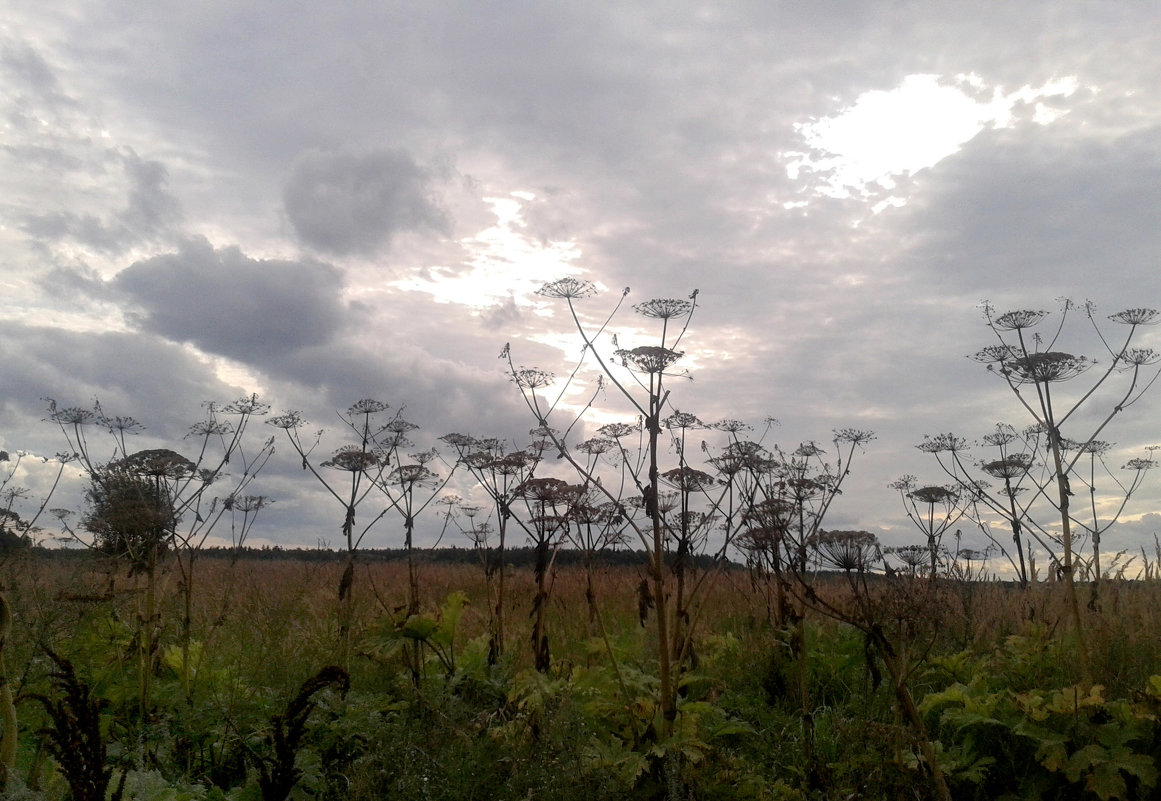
[562,481,632,690]
[736,430,875,787]
[887,475,971,578]
[921,423,1158,594]
[968,300,1161,683]
[920,426,1071,588]
[506,278,696,733]
[507,277,872,757]
[512,475,575,673]
[1,448,69,549]
[171,396,274,703]
[268,400,400,669]
[805,530,953,801]
[505,280,775,738]
[46,396,274,713]
[1062,438,1157,588]
[369,426,458,618]
[439,434,542,661]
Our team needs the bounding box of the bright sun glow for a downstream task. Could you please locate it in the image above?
[389,194,582,307]
[787,73,1079,205]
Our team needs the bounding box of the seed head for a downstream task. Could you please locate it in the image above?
[268,411,306,430]
[794,441,825,458]
[889,475,918,492]
[888,545,929,571]
[1008,352,1092,383]
[348,399,389,416]
[223,394,271,415]
[917,433,965,453]
[116,448,196,479]
[231,495,272,513]
[834,428,875,446]
[970,345,1020,365]
[614,346,683,374]
[981,423,1018,447]
[576,437,615,456]
[516,476,572,503]
[495,451,536,475]
[660,466,717,492]
[980,454,1033,479]
[513,368,555,389]
[382,417,419,435]
[1068,439,1112,456]
[1125,458,1158,471]
[633,298,692,319]
[664,410,703,430]
[100,415,145,435]
[440,432,476,450]
[1120,348,1160,367]
[1109,308,1159,326]
[390,464,437,487]
[50,406,96,426]
[188,419,234,437]
[909,485,958,505]
[536,277,597,299]
[992,309,1047,330]
[810,530,881,572]
[323,447,384,472]
[596,422,639,439]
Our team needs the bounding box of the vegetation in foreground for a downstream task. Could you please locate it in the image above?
[2,552,1161,800]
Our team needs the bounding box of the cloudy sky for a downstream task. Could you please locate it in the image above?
[4,2,1161,567]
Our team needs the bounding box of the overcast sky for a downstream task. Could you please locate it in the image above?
[4,2,1161,568]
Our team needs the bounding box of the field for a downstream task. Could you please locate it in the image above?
[3,550,1161,800]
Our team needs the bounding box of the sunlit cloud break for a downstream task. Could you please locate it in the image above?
[786,73,1080,204]
[388,193,582,308]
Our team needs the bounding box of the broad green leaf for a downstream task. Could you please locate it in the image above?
[434,590,468,646]
[1085,759,1129,801]
[399,614,439,641]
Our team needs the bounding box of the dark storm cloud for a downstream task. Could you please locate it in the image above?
[283,149,451,256]
[113,237,346,362]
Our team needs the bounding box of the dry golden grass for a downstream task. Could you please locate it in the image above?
[7,551,1161,696]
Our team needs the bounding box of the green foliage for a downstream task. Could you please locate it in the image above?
[923,679,1161,799]
[28,648,122,801]
[245,666,349,801]
[13,554,1161,801]
[365,591,469,677]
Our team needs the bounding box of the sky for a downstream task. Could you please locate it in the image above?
[3,2,1161,570]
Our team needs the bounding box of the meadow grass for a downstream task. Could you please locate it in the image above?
[5,551,1161,799]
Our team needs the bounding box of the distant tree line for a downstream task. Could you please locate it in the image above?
[20,542,729,571]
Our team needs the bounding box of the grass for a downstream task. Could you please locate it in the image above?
[5,550,1161,799]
